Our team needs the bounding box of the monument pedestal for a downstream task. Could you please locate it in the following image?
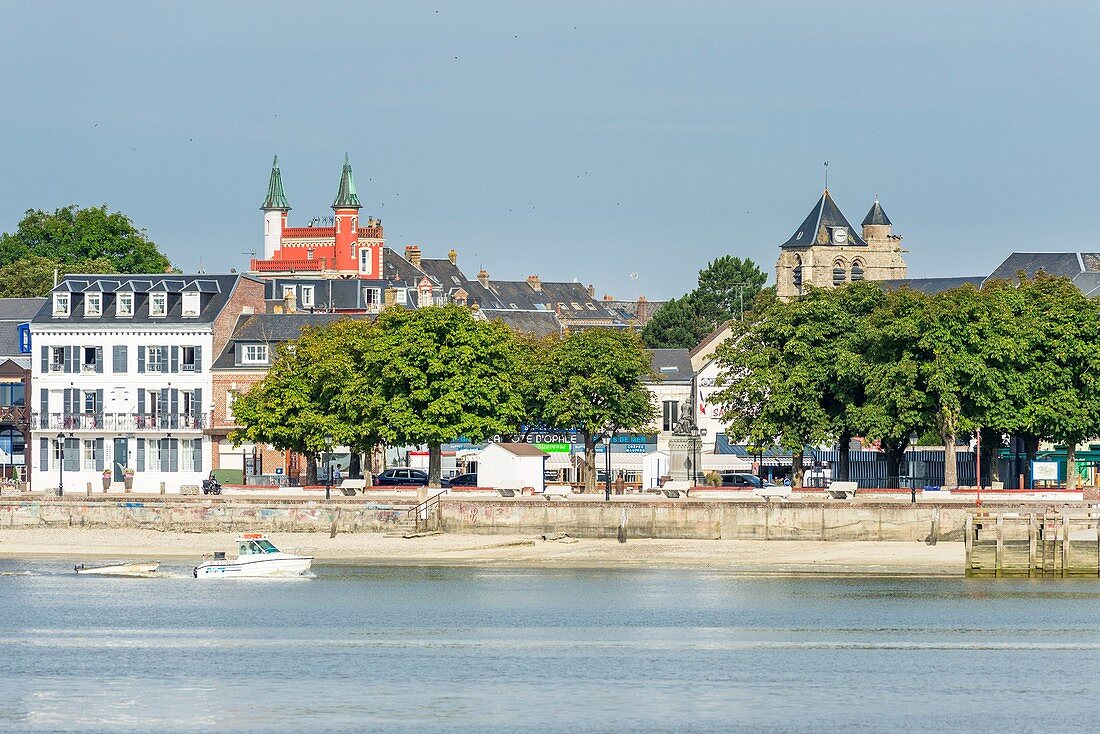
[668,435,701,483]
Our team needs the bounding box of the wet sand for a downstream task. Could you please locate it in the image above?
[0,528,964,576]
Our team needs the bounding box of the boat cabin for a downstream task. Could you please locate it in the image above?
[237,534,280,556]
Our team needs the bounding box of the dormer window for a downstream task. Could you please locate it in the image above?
[84,293,102,317]
[242,344,269,365]
[182,292,200,317]
[301,286,314,308]
[117,292,134,317]
[150,292,167,317]
[53,293,70,317]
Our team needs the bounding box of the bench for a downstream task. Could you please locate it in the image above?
[755,485,792,502]
[659,480,691,498]
[338,478,368,496]
[541,485,572,500]
[824,480,858,500]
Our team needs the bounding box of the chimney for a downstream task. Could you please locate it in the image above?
[448,249,457,265]
[603,294,614,302]
[587,284,595,298]
[284,289,296,313]
[478,268,490,288]
[637,295,648,321]
[384,287,398,308]
[527,274,542,292]
[404,245,422,269]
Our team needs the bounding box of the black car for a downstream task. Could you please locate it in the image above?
[447,473,478,487]
[720,472,773,489]
[374,468,429,486]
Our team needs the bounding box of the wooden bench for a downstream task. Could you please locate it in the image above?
[338,478,368,496]
[824,480,858,499]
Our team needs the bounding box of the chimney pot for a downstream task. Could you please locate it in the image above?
[526,274,542,292]
[603,294,614,302]
[405,245,422,268]
[587,284,595,298]
[448,249,457,265]
[478,268,490,288]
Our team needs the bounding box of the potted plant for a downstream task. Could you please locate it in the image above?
[123,467,135,492]
[101,469,111,492]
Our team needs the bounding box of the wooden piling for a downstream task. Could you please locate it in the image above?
[995,514,1004,577]
[1028,514,1037,578]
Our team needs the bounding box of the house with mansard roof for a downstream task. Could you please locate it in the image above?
[29,273,265,492]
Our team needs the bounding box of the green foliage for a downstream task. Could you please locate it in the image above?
[0,205,173,296]
[643,256,768,348]
[540,328,656,491]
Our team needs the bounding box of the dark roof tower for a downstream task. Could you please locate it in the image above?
[861,199,891,227]
[332,153,361,209]
[261,156,290,211]
[780,189,866,248]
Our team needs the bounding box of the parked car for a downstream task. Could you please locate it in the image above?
[720,472,774,489]
[448,473,478,487]
[374,468,429,486]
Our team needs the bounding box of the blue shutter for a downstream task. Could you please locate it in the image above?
[158,390,168,429]
[39,437,48,471]
[95,389,103,422]
[170,389,179,429]
[193,438,203,473]
[70,346,80,373]
[194,388,203,428]
[170,346,179,373]
[63,438,79,472]
[137,346,145,374]
[136,439,145,472]
[95,438,104,472]
[194,346,202,373]
[40,346,48,374]
[39,389,48,430]
[169,438,178,473]
[159,439,169,473]
[95,346,103,373]
[137,388,145,420]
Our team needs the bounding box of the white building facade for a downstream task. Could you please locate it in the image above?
[30,275,263,492]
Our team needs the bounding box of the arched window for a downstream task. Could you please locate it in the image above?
[832,259,847,286]
[792,255,803,289]
[851,259,865,282]
[351,216,358,234]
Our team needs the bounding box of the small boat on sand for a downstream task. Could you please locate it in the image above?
[193,533,312,579]
[75,561,160,576]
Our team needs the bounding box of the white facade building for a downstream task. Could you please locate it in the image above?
[30,275,263,492]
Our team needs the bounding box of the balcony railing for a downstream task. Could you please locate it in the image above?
[33,413,209,431]
[0,405,29,425]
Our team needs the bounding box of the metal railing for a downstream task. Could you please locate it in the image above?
[32,413,209,431]
[406,490,447,531]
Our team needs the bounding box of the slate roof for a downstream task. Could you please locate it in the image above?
[418,257,469,295]
[781,189,867,248]
[34,274,258,325]
[0,297,43,362]
[861,200,891,226]
[211,312,374,370]
[467,278,621,322]
[647,348,693,383]
[986,252,1091,281]
[382,247,428,284]
[479,309,562,337]
[264,277,399,311]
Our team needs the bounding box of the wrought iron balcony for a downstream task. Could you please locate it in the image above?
[32,413,209,432]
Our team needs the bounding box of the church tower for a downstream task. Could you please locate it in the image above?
[775,189,907,300]
[260,156,290,260]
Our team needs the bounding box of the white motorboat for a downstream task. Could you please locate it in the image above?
[75,561,160,576]
[193,533,313,579]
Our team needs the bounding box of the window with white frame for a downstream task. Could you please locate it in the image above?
[226,390,238,422]
[85,293,102,317]
[83,439,96,471]
[242,344,268,365]
[394,289,407,305]
[364,287,381,311]
[53,293,70,317]
[662,400,680,432]
[82,347,97,373]
[150,292,167,317]
[117,292,134,316]
[301,286,315,308]
[83,391,96,414]
[184,438,199,468]
[359,248,375,276]
[282,285,295,303]
[181,346,196,371]
[49,347,64,372]
[147,438,160,468]
[146,346,164,373]
[182,292,200,317]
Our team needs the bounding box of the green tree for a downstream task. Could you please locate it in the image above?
[540,328,656,492]
[0,205,172,280]
[343,305,525,488]
[229,324,355,484]
[0,255,118,297]
[643,256,768,348]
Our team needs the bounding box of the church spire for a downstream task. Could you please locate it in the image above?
[332,153,361,209]
[261,156,291,211]
[861,198,891,226]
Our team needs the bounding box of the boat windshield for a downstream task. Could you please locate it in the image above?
[238,539,280,555]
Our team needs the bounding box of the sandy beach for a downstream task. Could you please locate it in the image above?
[0,528,964,575]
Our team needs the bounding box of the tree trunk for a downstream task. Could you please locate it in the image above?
[940,414,957,489]
[882,439,905,489]
[1066,442,1077,491]
[583,430,597,493]
[427,442,442,488]
[364,444,375,487]
[349,451,362,479]
[791,452,804,489]
[980,427,1002,484]
[305,453,318,486]
[837,432,851,482]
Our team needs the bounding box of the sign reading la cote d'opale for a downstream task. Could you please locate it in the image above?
[502,430,658,454]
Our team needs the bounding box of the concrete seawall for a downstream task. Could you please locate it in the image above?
[0,498,994,542]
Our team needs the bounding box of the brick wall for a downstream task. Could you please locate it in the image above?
[212,276,266,358]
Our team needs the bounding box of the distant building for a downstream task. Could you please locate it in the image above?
[775,189,907,300]
[0,298,42,480]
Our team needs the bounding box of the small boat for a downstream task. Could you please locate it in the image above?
[193,533,313,579]
[75,561,160,576]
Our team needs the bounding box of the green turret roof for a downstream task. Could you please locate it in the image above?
[260,156,291,211]
[332,153,361,209]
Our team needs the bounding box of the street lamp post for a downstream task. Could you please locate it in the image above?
[908,432,918,503]
[602,433,612,501]
[324,432,333,500]
[56,432,65,496]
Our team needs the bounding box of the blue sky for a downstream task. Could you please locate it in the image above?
[1,1,1097,299]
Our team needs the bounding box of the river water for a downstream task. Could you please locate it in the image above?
[1,560,1099,733]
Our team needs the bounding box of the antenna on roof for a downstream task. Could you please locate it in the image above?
[823,161,829,191]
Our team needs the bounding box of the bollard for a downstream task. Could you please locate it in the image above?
[86,482,92,497]
[910,484,916,504]
[160,481,165,495]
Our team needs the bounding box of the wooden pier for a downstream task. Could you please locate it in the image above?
[966,510,1100,577]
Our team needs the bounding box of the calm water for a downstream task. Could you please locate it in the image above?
[1,561,1099,733]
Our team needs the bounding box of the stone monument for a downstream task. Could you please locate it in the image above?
[668,397,701,483]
